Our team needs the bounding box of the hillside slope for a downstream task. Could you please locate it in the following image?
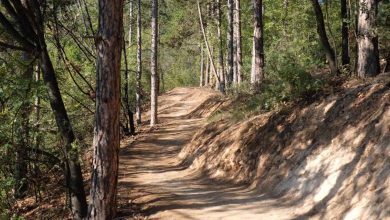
[180,76,390,219]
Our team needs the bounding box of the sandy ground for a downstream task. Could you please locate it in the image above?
[116,88,300,220]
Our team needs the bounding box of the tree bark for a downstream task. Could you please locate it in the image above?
[200,43,205,87]
[158,22,163,93]
[234,0,243,84]
[216,0,225,93]
[310,0,338,74]
[385,52,390,73]
[128,0,133,47]
[250,0,265,93]
[357,0,379,77]
[341,0,350,66]
[89,0,123,218]
[205,51,210,86]
[210,46,216,89]
[227,0,234,86]
[150,0,159,126]
[34,65,41,152]
[136,0,142,125]
[32,64,42,198]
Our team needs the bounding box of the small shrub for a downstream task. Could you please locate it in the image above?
[267,51,322,101]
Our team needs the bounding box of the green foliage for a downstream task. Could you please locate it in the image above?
[267,51,322,100]
[221,68,321,123]
[378,1,390,57]
[0,59,27,219]
[0,175,14,217]
[221,48,322,122]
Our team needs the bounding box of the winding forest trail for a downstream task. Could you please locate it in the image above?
[116,87,295,220]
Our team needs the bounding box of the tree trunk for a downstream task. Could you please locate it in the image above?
[310,0,338,74]
[216,0,225,92]
[210,46,216,88]
[136,0,142,125]
[234,0,243,84]
[124,2,132,131]
[89,0,123,218]
[122,38,135,135]
[40,47,88,220]
[357,0,379,77]
[158,21,164,94]
[205,51,210,86]
[385,52,390,73]
[250,0,265,93]
[204,3,210,88]
[33,64,42,200]
[34,64,42,155]
[227,0,234,86]
[197,0,221,89]
[128,0,133,47]
[34,65,41,150]
[200,43,205,87]
[341,0,350,66]
[150,0,159,126]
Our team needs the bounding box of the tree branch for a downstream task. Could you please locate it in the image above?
[0,40,28,51]
[0,10,35,50]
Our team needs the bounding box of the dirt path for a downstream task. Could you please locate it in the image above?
[116,88,296,220]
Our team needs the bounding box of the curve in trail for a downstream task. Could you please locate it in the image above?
[117,87,296,220]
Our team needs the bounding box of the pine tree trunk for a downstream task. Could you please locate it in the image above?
[385,52,390,73]
[341,0,350,66]
[33,65,42,197]
[158,23,164,93]
[89,0,123,218]
[200,43,205,87]
[357,0,379,77]
[250,0,264,93]
[210,46,216,88]
[216,0,225,92]
[227,0,234,86]
[310,0,338,74]
[136,0,142,125]
[34,65,42,153]
[232,0,238,84]
[150,0,159,126]
[128,0,133,47]
[234,0,243,84]
[205,52,210,86]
